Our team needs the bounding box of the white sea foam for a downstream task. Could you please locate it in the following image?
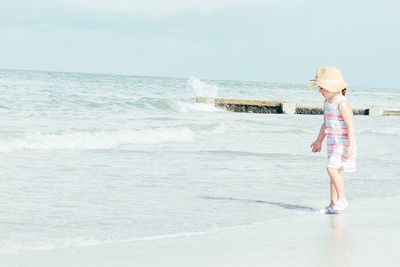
[0,127,197,152]
[188,77,219,97]
[0,123,228,152]
[179,77,224,113]
[175,101,225,113]
[0,219,276,256]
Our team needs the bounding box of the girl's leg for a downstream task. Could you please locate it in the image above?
[329,181,338,208]
[327,167,346,203]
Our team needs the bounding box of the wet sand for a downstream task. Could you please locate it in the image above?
[2,198,400,267]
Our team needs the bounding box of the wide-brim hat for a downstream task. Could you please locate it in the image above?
[308,66,348,92]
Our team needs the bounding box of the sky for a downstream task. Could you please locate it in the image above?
[1,0,399,88]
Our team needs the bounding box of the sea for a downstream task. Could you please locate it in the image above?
[0,69,399,255]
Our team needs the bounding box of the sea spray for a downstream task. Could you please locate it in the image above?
[185,77,224,112]
[188,77,219,97]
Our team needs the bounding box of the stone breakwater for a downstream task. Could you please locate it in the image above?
[195,97,400,116]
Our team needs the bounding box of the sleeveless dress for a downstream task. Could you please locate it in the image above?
[324,94,357,172]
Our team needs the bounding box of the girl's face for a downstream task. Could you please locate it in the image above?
[319,87,334,99]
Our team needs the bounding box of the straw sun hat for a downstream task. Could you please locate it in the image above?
[308,66,348,92]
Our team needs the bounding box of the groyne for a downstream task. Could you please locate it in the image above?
[195,97,400,116]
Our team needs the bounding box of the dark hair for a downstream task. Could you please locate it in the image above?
[341,88,347,96]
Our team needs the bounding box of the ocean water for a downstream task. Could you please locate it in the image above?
[0,69,399,255]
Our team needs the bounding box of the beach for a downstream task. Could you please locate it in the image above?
[0,69,399,266]
[2,197,400,267]
[2,0,400,264]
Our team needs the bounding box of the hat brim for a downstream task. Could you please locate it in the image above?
[308,79,348,93]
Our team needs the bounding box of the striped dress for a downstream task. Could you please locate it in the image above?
[324,94,357,172]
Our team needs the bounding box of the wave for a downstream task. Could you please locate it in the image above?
[0,128,197,152]
[0,216,292,256]
[132,97,225,113]
[134,97,179,112]
[0,123,227,152]
[131,76,224,113]
[175,101,225,113]
[188,77,220,98]
[0,226,237,255]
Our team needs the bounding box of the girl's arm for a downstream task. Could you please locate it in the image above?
[316,120,326,142]
[311,119,326,152]
[339,101,355,156]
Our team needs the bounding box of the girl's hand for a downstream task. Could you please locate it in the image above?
[310,140,322,153]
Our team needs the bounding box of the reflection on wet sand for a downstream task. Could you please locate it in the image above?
[327,215,355,267]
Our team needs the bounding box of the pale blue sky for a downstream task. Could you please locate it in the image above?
[1,0,399,88]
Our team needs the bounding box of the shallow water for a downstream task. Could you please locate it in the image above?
[0,69,399,254]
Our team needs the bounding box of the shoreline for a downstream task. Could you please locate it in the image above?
[2,197,400,267]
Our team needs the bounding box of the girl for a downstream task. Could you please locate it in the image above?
[308,66,356,214]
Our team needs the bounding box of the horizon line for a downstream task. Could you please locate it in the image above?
[0,67,396,90]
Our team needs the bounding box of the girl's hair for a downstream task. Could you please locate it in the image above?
[341,88,347,96]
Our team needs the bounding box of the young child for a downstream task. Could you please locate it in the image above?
[308,66,356,214]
